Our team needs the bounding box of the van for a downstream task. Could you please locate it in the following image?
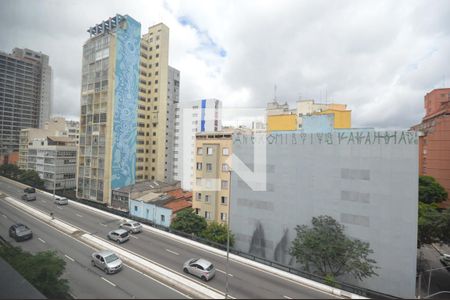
[54,196,69,205]
[21,188,36,201]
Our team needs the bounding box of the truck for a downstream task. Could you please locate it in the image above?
[21,187,36,201]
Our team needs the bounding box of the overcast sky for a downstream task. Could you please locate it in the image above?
[0,0,449,129]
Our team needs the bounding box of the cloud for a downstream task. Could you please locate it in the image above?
[0,0,448,129]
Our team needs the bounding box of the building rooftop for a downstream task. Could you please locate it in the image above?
[114,180,174,194]
[163,199,192,214]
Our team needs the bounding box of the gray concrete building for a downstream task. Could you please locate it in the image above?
[230,131,418,298]
[0,48,52,155]
[27,136,77,190]
[165,66,180,183]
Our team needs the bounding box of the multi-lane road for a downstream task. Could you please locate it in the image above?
[0,177,336,299]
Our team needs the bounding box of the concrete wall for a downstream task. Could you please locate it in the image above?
[129,199,172,227]
[267,115,297,131]
[230,131,418,298]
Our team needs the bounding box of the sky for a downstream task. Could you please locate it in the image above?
[0,0,449,129]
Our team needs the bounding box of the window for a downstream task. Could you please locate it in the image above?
[221,180,228,190]
[207,147,213,155]
[197,192,202,200]
[204,211,211,220]
[222,148,229,156]
[206,163,212,172]
[221,196,227,205]
[196,162,202,170]
[195,208,200,214]
[222,163,229,172]
[221,213,227,222]
[161,215,165,222]
[134,206,138,212]
[197,147,203,155]
[205,195,209,202]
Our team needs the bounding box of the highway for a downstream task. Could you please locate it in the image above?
[0,191,187,299]
[0,177,336,299]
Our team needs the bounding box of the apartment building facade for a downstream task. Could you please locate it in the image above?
[18,117,78,169]
[192,131,232,223]
[411,88,450,205]
[27,136,77,190]
[136,23,179,183]
[0,48,52,155]
[76,14,141,204]
[174,99,222,190]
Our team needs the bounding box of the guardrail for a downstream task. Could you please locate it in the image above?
[1,176,397,299]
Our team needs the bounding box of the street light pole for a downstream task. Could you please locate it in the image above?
[225,169,232,299]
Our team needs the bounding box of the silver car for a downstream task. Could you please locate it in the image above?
[107,229,129,244]
[120,221,142,233]
[91,250,123,274]
[9,224,33,242]
[183,258,216,281]
[54,196,68,205]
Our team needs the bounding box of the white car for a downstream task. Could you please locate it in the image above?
[440,254,450,267]
[120,220,142,233]
[54,196,69,205]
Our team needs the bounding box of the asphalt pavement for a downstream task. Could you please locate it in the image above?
[0,177,337,299]
[0,192,188,299]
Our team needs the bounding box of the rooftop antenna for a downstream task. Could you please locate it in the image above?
[273,84,277,102]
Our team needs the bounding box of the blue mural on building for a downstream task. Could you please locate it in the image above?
[111,15,141,189]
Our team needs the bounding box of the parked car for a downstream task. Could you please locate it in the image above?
[440,253,450,267]
[21,187,36,201]
[120,220,142,233]
[9,224,33,242]
[54,196,69,205]
[91,250,123,274]
[107,229,129,244]
[183,258,216,281]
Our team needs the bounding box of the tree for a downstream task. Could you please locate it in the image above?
[417,202,445,246]
[0,245,70,299]
[200,221,235,246]
[17,169,45,189]
[170,208,207,235]
[419,175,448,204]
[289,215,378,281]
[0,163,22,179]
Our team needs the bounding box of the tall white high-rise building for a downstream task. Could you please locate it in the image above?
[174,99,222,190]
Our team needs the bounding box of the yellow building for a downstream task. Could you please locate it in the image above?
[192,132,232,224]
[316,109,351,129]
[267,114,297,131]
[136,23,179,183]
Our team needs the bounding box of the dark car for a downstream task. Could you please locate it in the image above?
[9,224,33,242]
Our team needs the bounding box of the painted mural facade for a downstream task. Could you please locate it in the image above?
[111,16,141,189]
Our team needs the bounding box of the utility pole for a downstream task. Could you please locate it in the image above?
[225,169,232,299]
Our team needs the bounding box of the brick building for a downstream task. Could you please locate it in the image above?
[411,88,450,205]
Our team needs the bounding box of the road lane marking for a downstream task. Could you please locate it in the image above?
[165,249,179,256]
[76,213,83,218]
[100,223,107,227]
[130,235,139,239]
[69,292,77,299]
[42,200,47,203]
[57,206,63,210]
[1,214,7,218]
[283,296,292,299]
[216,268,233,277]
[38,238,46,244]
[101,277,116,287]
[64,254,75,262]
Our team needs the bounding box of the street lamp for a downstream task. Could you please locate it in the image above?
[225,169,232,299]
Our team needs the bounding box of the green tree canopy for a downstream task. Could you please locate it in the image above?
[289,215,378,281]
[0,245,70,299]
[418,202,450,246]
[170,208,207,236]
[200,221,235,246]
[419,175,448,204]
[18,170,45,189]
[0,163,22,179]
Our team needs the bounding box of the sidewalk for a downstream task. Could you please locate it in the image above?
[432,243,450,256]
